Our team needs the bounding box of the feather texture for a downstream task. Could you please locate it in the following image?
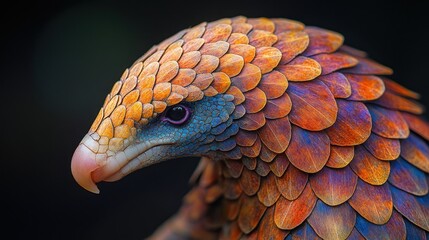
[78,16,429,239]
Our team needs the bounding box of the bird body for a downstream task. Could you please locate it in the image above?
[71,16,429,239]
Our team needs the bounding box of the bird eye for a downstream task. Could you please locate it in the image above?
[162,105,191,125]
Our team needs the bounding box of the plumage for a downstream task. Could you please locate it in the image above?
[258,144,277,162]
[367,104,410,139]
[231,63,261,92]
[251,47,282,74]
[327,100,372,146]
[258,117,291,154]
[317,72,352,99]
[355,210,406,240]
[310,166,357,206]
[228,44,255,63]
[71,17,429,240]
[345,74,385,101]
[238,195,267,234]
[269,154,290,177]
[325,146,354,168]
[262,93,292,119]
[302,27,344,56]
[401,133,429,173]
[277,56,322,81]
[311,52,358,75]
[350,146,390,185]
[255,159,271,177]
[274,184,317,230]
[388,157,428,196]
[218,53,244,77]
[391,186,429,231]
[307,201,356,240]
[286,126,330,173]
[285,222,321,240]
[248,30,278,48]
[348,179,393,224]
[276,164,308,200]
[363,133,400,161]
[257,173,281,207]
[288,80,337,131]
[402,112,429,141]
[274,30,309,64]
[256,207,289,240]
[258,70,288,99]
[242,87,267,113]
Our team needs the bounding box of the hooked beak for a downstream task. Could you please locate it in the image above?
[71,143,100,194]
[71,134,172,194]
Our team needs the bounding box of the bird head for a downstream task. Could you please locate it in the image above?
[71,22,254,193]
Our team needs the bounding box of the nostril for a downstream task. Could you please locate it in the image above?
[71,143,101,194]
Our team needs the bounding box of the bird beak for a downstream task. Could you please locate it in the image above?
[71,143,101,194]
[71,133,172,194]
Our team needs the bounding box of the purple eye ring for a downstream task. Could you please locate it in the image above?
[161,104,192,125]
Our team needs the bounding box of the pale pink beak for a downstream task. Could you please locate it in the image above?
[71,144,100,194]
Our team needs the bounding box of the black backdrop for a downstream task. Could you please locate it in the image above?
[2,0,429,239]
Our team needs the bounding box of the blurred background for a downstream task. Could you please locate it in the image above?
[1,0,428,239]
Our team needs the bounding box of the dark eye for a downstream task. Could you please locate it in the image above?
[162,105,191,125]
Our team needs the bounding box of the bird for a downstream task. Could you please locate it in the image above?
[71,16,429,239]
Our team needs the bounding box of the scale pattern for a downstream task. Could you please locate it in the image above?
[88,16,429,239]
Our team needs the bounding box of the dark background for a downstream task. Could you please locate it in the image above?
[2,0,428,239]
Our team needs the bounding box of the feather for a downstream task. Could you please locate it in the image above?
[274,30,309,64]
[341,56,393,75]
[311,52,358,75]
[363,134,400,161]
[276,164,308,201]
[310,166,357,206]
[391,186,429,231]
[348,179,393,224]
[346,74,385,101]
[239,168,260,196]
[402,112,429,141]
[202,23,232,43]
[243,87,267,113]
[400,133,429,173]
[263,93,292,119]
[256,207,289,240]
[285,222,321,240]
[238,195,267,234]
[325,146,354,168]
[388,157,428,196]
[257,173,281,207]
[317,72,352,99]
[228,44,255,63]
[307,201,356,240]
[258,144,277,162]
[288,80,337,131]
[231,63,262,92]
[349,146,390,185]
[247,18,275,33]
[258,117,291,154]
[355,210,406,240]
[269,154,290,177]
[302,27,344,56]
[327,100,371,146]
[251,47,282,74]
[286,126,330,173]
[248,30,277,48]
[367,104,409,139]
[277,56,322,81]
[274,184,317,230]
[218,53,244,77]
[258,70,288,100]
